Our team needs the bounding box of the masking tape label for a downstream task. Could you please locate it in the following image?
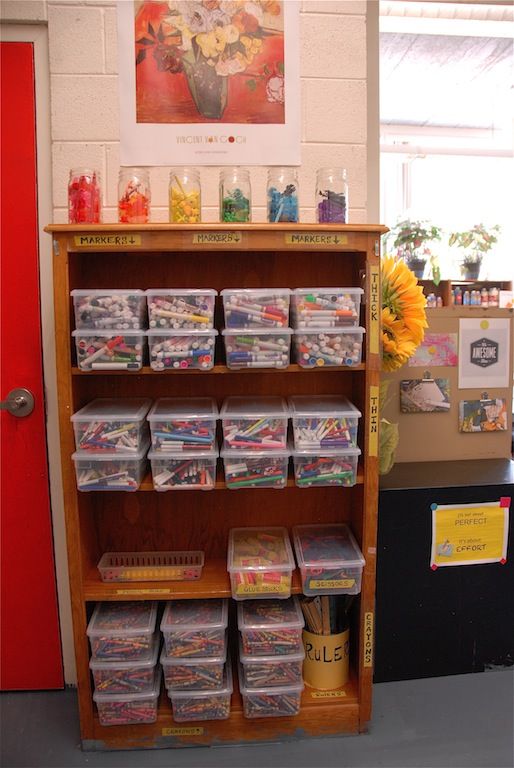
[192,232,242,244]
[74,234,141,247]
[162,727,204,736]
[285,233,347,246]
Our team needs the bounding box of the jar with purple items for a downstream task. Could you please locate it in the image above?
[316,168,348,223]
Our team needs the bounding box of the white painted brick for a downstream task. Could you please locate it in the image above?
[52,142,105,207]
[302,1,366,14]
[0,1,47,22]
[48,6,104,74]
[53,208,68,224]
[301,14,366,79]
[104,7,118,74]
[303,79,366,143]
[51,75,119,140]
[350,207,368,224]
[105,143,120,206]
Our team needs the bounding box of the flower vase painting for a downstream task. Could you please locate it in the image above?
[118,1,301,165]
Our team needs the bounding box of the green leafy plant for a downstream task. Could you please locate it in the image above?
[448,223,500,265]
[389,219,442,283]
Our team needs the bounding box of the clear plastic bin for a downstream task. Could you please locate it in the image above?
[87,601,158,661]
[222,328,293,370]
[221,446,289,490]
[71,289,147,331]
[160,599,228,659]
[90,633,160,694]
[237,597,304,656]
[146,289,216,330]
[71,398,151,453]
[147,398,218,453]
[73,330,145,371]
[161,646,226,691]
[293,327,365,368]
[148,447,217,490]
[238,664,303,718]
[291,288,363,328]
[227,527,295,600]
[290,445,361,488]
[93,668,161,726]
[168,661,232,722]
[288,395,361,451]
[292,523,365,596]
[221,288,291,328]
[72,442,148,491]
[147,329,217,370]
[97,551,205,583]
[220,396,289,449]
[239,639,304,688]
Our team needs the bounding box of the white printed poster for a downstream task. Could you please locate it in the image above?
[458,318,511,389]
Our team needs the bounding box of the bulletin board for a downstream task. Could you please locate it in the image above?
[380,308,513,463]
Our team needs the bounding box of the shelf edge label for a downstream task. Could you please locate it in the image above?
[115,588,171,595]
[192,231,242,244]
[363,612,374,667]
[74,234,142,247]
[309,579,355,590]
[310,690,347,699]
[284,233,347,246]
[368,385,379,457]
[162,727,204,736]
[369,263,380,354]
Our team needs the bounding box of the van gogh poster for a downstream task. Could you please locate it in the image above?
[118,1,300,165]
[458,318,510,389]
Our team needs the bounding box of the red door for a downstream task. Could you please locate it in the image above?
[1,42,64,689]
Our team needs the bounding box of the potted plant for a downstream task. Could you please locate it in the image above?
[448,223,501,280]
[390,219,442,279]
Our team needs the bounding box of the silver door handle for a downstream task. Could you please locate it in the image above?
[0,387,35,417]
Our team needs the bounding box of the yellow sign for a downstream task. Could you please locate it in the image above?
[236,584,288,595]
[284,233,348,246]
[431,499,509,568]
[310,579,355,590]
[368,385,379,457]
[369,264,380,354]
[115,588,171,595]
[74,234,141,247]
[162,727,204,736]
[310,690,347,699]
[363,612,373,667]
[192,231,242,244]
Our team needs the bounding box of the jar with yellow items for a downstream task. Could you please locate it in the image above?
[169,168,201,224]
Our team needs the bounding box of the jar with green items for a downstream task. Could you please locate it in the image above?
[169,168,201,224]
[267,168,299,223]
[316,168,348,223]
[219,168,251,223]
[118,167,151,224]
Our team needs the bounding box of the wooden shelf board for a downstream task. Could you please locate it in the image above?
[72,364,365,376]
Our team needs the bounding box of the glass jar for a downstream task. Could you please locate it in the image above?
[316,168,348,223]
[219,168,251,223]
[68,168,101,224]
[267,168,299,223]
[169,168,201,224]
[118,167,151,224]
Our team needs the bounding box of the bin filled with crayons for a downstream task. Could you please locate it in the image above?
[161,646,227,691]
[167,661,233,722]
[237,597,305,656]
[238,662,304,718]
[94,667,161,726]
[238,638,304,688]
[160,599,228,659]
[87,601,158,662]
[299,594,353,690]
[90,633,160,694]
[227,527,295,600]
[293,523,365,595]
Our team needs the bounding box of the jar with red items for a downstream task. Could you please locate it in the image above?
[68,168,101,224]
[118,168,151,224]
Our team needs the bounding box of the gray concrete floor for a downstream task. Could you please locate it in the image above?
[1,670,513,768]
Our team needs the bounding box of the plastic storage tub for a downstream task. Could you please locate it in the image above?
[72,442,149,491]
[161,646,226,691]
[293,327,365,368]
[72,329,145,371]
[239,639,304,688]
[237,597,304,656]
[290,445,361,488]
[238,664,304,718]
[168,662,232,722]
[93,668,161,726]
[160,599,228,658]
[90,633,160,694]
[288,395,361,451]
[71,398,151,453]
[97,551,205,583]
[220,396,289,449]
[221,288,291,328]
[291,288,363,328]
[222,328,293,369]
[221,446,289,490]
[149,447,217,490]
[227,527,295,600]
[292,523,365,596]
[146,289,216,330]
[147,329,217,370]
[71,289,147,330]
[87,601,158,661]
[147,397,218,453]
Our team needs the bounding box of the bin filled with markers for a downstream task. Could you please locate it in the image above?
[222,328,293,369]
[221,288,291,328]
[290,444,360,488]
[73,329,146,371]
[291,288,363,328]
[220,396,289,450]
[71,289,147,331]
[147,329,217,370]
[293,327,365,368]
[71,398,151,454]
[72,440,149,491]
[146,289,216,330]
[147,397,218,453]
[149,446,218,491]
[292,523,365,596]
[288,395,361,451]
[221,446,289,490]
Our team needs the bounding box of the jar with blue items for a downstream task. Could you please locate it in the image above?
[267,168,299,223]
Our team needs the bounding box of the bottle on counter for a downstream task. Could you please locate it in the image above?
[118,167,151,224]
[219,168,251,222]
[267,167,299,223]
[169,168,201,223]
[315,168,348,223]
[68,168,101,224]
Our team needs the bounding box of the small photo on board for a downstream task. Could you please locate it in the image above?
[400,378,451,413]
[459,398,508,432]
